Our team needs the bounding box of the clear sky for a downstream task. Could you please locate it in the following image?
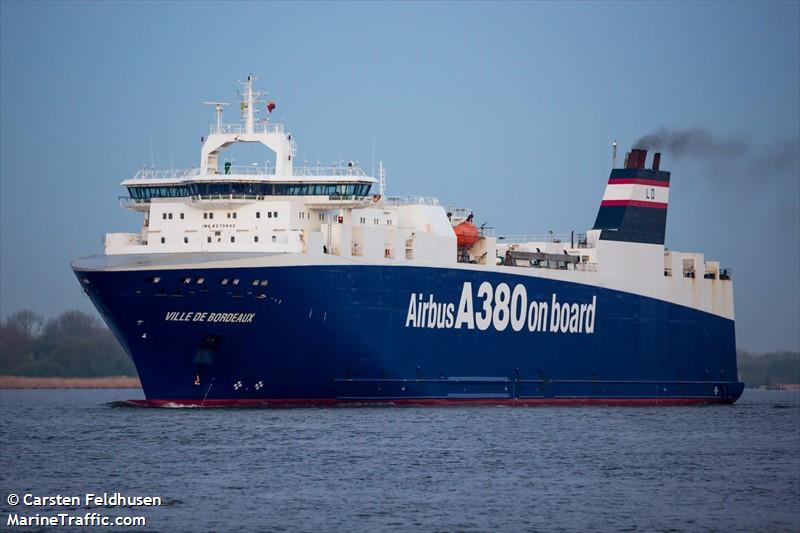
[1,1,798,352]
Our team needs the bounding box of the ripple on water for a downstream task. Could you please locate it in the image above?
[1,388,798,532]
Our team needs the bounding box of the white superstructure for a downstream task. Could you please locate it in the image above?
[102,75,733,321]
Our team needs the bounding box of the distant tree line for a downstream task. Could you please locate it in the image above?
[737,350,800,388]
[0,309,136,377]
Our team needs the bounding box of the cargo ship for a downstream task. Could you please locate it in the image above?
[72,76,744,406]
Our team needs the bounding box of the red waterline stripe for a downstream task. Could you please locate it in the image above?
[607,178,670,187]
[600,199,668,209]
[124,397,734,408]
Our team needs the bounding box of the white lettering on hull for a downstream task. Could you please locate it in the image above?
[164,311,256,323]
[405,283,596,334]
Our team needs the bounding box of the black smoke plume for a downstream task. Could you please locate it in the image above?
[634,128,748,158]
[633,127,799,181]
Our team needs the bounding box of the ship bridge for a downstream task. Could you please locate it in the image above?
[105,75,458,261]
[121,75,375,212]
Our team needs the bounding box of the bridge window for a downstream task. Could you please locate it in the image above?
[129,182,372,200]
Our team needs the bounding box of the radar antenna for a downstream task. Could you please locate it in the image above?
[203,101,230,132]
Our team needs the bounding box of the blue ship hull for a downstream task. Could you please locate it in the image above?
[74,264,744,406]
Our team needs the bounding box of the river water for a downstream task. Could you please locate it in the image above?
[1,388,798,532]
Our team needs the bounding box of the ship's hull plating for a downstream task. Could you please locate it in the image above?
[73,263,744,406]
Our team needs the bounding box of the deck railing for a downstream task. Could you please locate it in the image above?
[130,165,369,181]
[384,196,440,207]
[497,232,589,247]
[209,122,285,135]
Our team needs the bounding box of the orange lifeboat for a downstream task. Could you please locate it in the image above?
[454,220,480,248]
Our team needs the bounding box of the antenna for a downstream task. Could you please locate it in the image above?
[379,161,386,197]
[612,139,618,168]
[203,101,230,132]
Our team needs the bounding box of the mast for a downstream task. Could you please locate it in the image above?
[241,74,262,134]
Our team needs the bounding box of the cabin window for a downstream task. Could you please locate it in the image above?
[272,236,276,242]
[230,236,235,243]
[319,213,325,221]
[252,280,260,286]
[209,213,214,219]
[260,280,268,286]
[183,277,192,284]
[221,278,229,285]
[227,213,231,219]
[180,213,184,220]
[168,213,173,220]
[233,212,237,219]
[160,237,165,244]
[360,217,366,224]
[273,211,278,218]
[254,236,259,243]
[268,212,272,219]
[162,213,167,220]
[256,212,261,219]
[207,236,212,243]
[184,237,188,244]
[232,279,240,285]
[374,218,379,225]
[203,213,208,219]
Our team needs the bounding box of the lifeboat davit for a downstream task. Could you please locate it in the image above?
[454,220,480,248]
